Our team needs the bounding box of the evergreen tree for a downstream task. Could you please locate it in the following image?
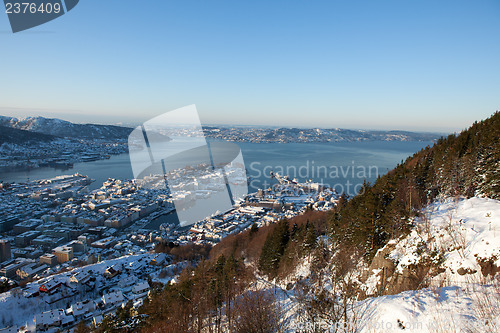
[258,219,290,276]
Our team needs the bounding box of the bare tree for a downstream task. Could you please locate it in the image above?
[464,275,500,333]
[443,204,467,259]
[296,243,362,333]
[232,290,285,333]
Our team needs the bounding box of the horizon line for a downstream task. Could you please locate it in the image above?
[0,113,451,135]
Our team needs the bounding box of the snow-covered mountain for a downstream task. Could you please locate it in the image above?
[0,115,133,140]
[203,126,442,143]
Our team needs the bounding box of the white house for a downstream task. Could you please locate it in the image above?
[34,309,74,331]
[132,281,150,295]
[118,275,137,289]
[125,260,146,273]
[102,290,124,308]
[70,271,91,284]
[69,300,96,320]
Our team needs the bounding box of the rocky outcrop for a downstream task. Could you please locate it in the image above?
[360,240,446,299]
[476,255,500,277]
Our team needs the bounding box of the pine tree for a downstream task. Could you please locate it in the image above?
[258,219,290,276]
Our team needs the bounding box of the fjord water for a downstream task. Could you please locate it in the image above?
[0,141,432,195]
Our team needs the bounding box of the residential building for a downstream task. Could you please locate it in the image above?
[0,239,11,262]
[39,253,58,266]
[52,246,73,263]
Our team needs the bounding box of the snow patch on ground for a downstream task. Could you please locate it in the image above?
[388,197,500,285]
[356,282,499,332]
[364,268,382,295]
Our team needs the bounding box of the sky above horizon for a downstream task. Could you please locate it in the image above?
[0,0,499,132]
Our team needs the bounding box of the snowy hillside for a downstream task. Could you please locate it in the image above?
[0,116,133,140]
[251,279,499,333]
[259,197,500,332]
[355,282,500,333]
[370,197,500,291]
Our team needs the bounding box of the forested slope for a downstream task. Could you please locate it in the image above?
[330,111,500,259]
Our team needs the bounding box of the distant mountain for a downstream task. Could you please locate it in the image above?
[203,126,442,143]
[0,115,441,143]
[0,125,56,144]
[0,116,133,140]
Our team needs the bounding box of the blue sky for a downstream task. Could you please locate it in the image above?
[0,0,499,132]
